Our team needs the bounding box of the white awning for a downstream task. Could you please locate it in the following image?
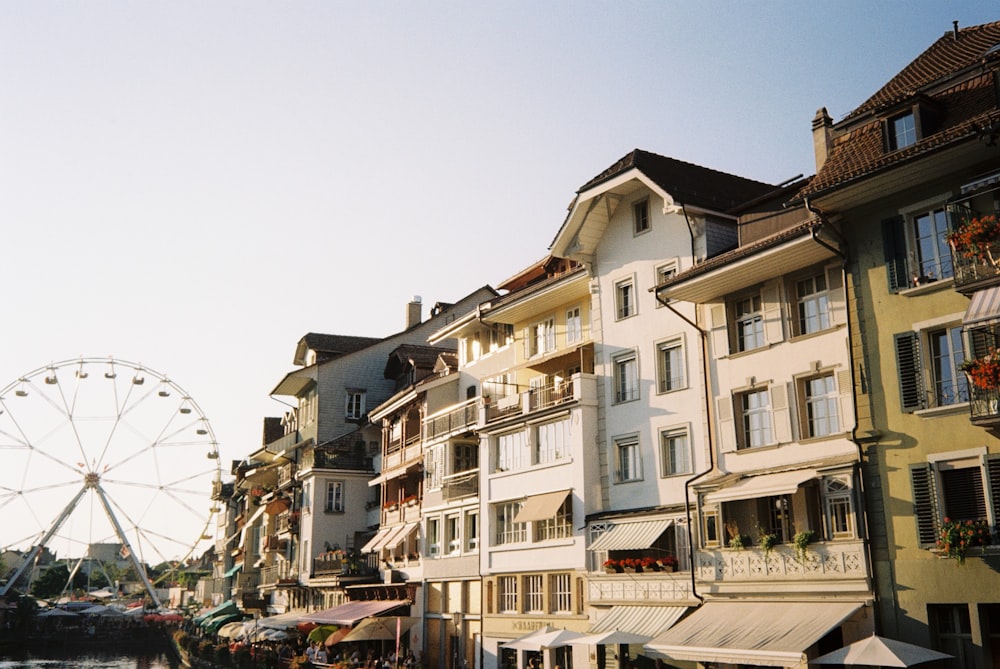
[591,605,687,638]
[384,523,419,550]
[514,490,570,523]
[237,505,267,548]
[964,286,1000,326]
[361,527,393,553]
[703,469,818,504]
[589,519,673,551]
[646,601,862,667]
[371,524,408,553]
[300,600,408,626]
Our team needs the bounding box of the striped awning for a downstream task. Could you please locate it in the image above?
[589,519,673,551]
[703,469,818,504]
[383,523,419,550]
[361,527,394,553]
[964,286,1000,326]
[590,605,687,638]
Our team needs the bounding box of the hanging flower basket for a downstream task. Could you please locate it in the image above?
[961,350,1000,390]
[937,518,992,564]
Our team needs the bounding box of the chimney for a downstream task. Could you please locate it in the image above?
[406,295,422,329]
[812,107,833,172]
[953,20,959,41]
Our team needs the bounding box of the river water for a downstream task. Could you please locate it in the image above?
[0,646,180,669]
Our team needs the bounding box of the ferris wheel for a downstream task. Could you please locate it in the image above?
[0,357,221,606]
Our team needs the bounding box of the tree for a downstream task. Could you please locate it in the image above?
[30,564,71,599]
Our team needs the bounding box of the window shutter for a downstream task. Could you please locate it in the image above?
[771,382,791,443]
[837,369,855,432]
[716,396,736,452]
[985,454,1000,524]
[826,266,847,326]
[894,332,926,412]
[709,303,729,358]
[762,281,784,345]
[910,463,939,547]
[882,215,908,293]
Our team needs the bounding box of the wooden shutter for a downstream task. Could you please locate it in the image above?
[716,396,736,452]
[762,281,784,345]
[882,215,908,293]
[709,303,729,358]
[771,382,791,444]
[826,266,847,327]
[894,332,926,412]
[910,463,939,546]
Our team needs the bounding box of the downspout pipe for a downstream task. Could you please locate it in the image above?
[656,292,713,602]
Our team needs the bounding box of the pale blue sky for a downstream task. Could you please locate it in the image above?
[1,1,996,476]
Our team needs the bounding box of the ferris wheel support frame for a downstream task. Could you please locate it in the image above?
[93,482,162,608]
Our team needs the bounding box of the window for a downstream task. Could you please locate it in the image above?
[425,446,443,489]
[733,294,765,352]
[616,278,635,320]
[534,497,572,541]
[426,517,441,556]
[633,199,650,235]
[613,351,639,403]
[702,507,720,547]
[497,575,518,613]
[795,273,830,335]
[465,510,479,551]
[910,452,1000,547]
[528,317,556,357]
[737,388,773,448]
[614,436,641,482]
[889,112,916,150]
[495,501,526,545]
[566,306,582,344]
[489,323,514,353]
[453,442,478,474]
[495,430,528,472]
[536,418,570,464]
[524,575,544,613]
[825,478,854,539]
[345,390,365,420]
[656,260,678,287]
[659,427,690,477]
[550,573,572,613]
[445,515,460,554]
[929,326,969,406]
[931,605,974,668]
[325,481,344,512]
[913,207,953,283]
[802,374,840,438]
[656,338,685,393]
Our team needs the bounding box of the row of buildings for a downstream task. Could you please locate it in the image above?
[201,20,1000,669]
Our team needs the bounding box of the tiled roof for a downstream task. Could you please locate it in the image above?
[800,21,1000,199]
[300,332,382,356]
[577,148,777,212]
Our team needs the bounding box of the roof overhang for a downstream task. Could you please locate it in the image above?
[270,368,317,397]
[482,268,590,324]
[551,169,692,259]
[427,309,480,345]
[656,225,841,304]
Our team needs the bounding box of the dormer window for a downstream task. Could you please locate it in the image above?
[890,112,917,150]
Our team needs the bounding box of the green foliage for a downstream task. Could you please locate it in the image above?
[937,518,992,564]
[30,564,71,599]
[793,530,815,561]
[756,528,777,555]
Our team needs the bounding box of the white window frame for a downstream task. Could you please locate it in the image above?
[659,426,691,477]
[524,574,544,613]
[495,429,529,473]
[633,198,650,235]
[535,417,571,465]
[615,277,636,320]
[550,573,572,613]
[613,350,639,404]
[534,497,572,542]
[656,336,685,393]
[889,111,916,150]
[345,390,366,420]
[494,501,526,545]
[497,575,518,613]
[426,517,441,557]
[736,387,773,449]
[655,261,678,307]
[566,306,582,344]
[445,514,461,555]
[325,480,344,513]
[794,271,831,336]
[801,373,841,438]
[732,293,765,352]
[824,477,855,540]
[614,435,642,483]
[528,316,556,358]
[465,509,479,552]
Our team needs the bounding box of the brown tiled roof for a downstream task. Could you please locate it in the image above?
[578,148,777,212]
[800,21,1000,199]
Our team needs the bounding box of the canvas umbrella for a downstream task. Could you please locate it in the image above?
[308,625,339,644]
[503,628,585,651]
[37,608,80,618]
[811,634,953,667]
[502,626,558,650]
[340,616,420,643]
[217,621,247,639]
[567,631,651,647]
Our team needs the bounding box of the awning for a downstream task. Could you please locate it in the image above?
[340,616,420,643]
[238,505,268,548]
[384,523,419,550]
[223,562,243,578]
[514,490,570,523]
[703,469,818,504]
[646,601,863,667]
[589,519,673,551]
[590,605,687,638]
[265,497,291,515]
[964,286,1000,327]
[361,527,394,553]
[300,600,408,626]
[257,610,305,630]
[194,599,239,624]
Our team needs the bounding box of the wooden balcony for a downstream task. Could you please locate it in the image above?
[259,562,297,587]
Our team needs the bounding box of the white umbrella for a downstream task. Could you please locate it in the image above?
[502,626,557,650]
[37,608,79,617]
[811,635,953,667]
[568,631,652,646]
[217,621,246,639]
[504,629,585,651]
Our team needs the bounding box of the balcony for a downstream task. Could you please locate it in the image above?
[301,446,372,472]
[951,242,1000,293]
[232,570,260,599]
[486,374,584,423]
[277,462,297,489]
[424,400,478,441]
[382,499,422,525]
[970,385,1000,426]
[695,540,868,591]
[259,562,297,587]
[265,431,303,457]
[313,554,371,577]
[441,471,478,500]
[276,511,299,535]
[587,571,693,604]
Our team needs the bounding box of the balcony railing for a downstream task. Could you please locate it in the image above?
[265,431,302,456]
[587,571,693,604]
[442,471,478,500]
[232,571,260,596]
[528,378,575,412]
[695,540,867,583]
[970,385,1000,424]
[952,242,1000,291]
[276,511,299,535]
[277,463,296,489]
[302,447,372,472]
[259,562,296,587]
[424,400,478,441]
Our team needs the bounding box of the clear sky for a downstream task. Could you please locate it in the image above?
[1,2,996,546]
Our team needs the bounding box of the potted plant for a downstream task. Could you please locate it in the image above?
[948,214,1000,266]
[962,350,1000,390]
[757,528,777,555]
[620,558,638,573]
[603,559,622,574]
[793,530,815,562]
[937,517,993,564]
[655,555,677,572]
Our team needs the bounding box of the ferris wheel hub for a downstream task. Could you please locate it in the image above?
[84,472,100,487]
